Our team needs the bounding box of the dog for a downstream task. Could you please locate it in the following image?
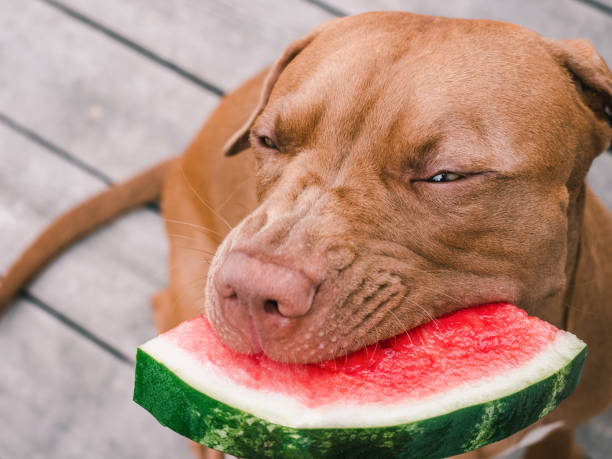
[1,12,611,459]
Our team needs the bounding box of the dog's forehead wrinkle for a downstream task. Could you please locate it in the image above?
[296,37,579,175]
[272,37,412,147]
[282,79,517,180]
[269,51,538,180]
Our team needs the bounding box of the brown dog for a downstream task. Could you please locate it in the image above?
[1,12,611,459]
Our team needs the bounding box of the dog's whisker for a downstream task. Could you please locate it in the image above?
[180,165,233,230]
[394,304,440,345]
[414,284,463,307]
[399,294,441,330]
[387,308,414,345]
[167,233,215,244]
[173,288,206,312]
[164,218,223,238]
[217,177,251,212]
[178,276,207,289]
[172,244,217,257]
[370,328,380,365]
[391,307,433,356]
[167,259,211,272]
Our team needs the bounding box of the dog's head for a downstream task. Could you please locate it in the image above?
[205,12,612,363]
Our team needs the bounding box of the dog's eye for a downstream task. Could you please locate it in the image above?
[427,171,463,183]
[259,136,279,150]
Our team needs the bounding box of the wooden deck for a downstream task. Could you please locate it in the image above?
[1,1,611,458]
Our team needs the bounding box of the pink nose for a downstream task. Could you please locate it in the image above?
[214,251,316,318]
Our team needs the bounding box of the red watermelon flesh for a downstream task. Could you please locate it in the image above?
[162,303,556,406]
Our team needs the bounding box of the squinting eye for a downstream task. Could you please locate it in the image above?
[260,136,278,150]
[427,171,464,183]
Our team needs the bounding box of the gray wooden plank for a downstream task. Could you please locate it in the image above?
[0,123,105,272]
[580,0,612,10]
[323,0,612,72]
[0,120,165,359]
[577,407,612,459]
[0,298,191,459]
[0,0,218,182]
[60,0,334,92]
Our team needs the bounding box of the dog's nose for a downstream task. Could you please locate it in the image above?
[214,251,315,318]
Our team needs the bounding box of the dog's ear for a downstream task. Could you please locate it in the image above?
[546,38,612,151]
[223,23,331,156]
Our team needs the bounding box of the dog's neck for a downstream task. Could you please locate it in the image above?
[562,184,588,329]
[567,185,612,320]
[563,181,612,325]
[530,182,610,330]
[553,184,612,424]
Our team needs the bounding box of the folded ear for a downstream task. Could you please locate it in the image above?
[546,38,612,152]
[223,22,333,156]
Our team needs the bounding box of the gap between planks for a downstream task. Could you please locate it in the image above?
[575,0,612,17]
[20,290,135,365]
[40,0,225,97]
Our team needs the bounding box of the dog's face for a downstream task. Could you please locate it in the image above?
[205,13,612,363]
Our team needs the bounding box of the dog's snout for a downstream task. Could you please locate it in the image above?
[214,251,315,318]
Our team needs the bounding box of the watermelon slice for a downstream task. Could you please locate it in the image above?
[133,303,586,458]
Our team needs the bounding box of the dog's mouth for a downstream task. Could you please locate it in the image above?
[207,253,517,363]
[207,285,515,364]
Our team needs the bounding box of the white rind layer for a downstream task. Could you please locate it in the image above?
[140,331,585,429]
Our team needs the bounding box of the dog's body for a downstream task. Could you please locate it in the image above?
[2,12,611,459]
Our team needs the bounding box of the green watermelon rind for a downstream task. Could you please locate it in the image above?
[133,345,586,459]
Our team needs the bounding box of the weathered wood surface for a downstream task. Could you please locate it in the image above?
[0,298,190,459]
[0,0,218,181]
[60,0,332,92]
[0,0,610,458]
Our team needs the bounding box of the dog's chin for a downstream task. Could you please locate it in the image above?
[231,324,392,364]
[241,338,353,364]
[206,311,348,364]
[209,323,341,364]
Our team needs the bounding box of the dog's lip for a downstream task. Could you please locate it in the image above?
[248,316,263,353]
